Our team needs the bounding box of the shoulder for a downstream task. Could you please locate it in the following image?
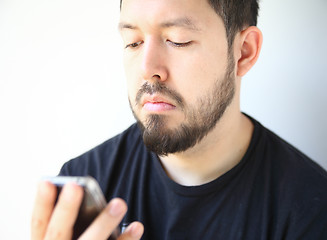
[249,116,327,238]
[59,123,144,177]
[263,123,327,206]
[254,118,327,182]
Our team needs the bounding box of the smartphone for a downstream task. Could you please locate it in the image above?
[43,176,120,240]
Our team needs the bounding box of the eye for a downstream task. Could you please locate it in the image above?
[125,41,143,49]
[167,40,192,48]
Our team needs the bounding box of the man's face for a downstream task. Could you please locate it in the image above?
[119,0,235,155]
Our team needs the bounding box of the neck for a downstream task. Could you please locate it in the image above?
[159,108,254,186]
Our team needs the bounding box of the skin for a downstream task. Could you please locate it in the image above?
[120,0,262,185]
[31,182,144,240]
[31,0,262,238]
[121,0,230,131]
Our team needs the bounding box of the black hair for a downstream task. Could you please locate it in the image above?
[208,0,259,47]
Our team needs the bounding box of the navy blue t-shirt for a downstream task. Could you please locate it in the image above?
[59,117,327,239]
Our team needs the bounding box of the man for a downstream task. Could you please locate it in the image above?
[31,0,327,239]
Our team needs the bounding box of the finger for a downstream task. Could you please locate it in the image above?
[31,181,57,240]
[79,198,127,240]
[118,222,144,240]
[44,183,83,240]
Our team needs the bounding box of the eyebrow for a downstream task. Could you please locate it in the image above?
[118,17,202,32]
[160,17,201,31]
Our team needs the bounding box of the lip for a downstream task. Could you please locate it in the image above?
[141,95,176,112]
[141,95,175,106]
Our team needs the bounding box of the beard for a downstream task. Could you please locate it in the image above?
[130,54,235,156]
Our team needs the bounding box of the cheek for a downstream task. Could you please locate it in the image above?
[124,58,140,102]
[169,51,227,105]
[127,82,138,108]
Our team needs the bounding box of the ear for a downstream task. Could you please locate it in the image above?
[236,26,263,77]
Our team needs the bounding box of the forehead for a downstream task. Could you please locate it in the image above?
[119,0,222,32]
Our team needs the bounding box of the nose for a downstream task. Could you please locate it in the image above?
[141,38,168,83]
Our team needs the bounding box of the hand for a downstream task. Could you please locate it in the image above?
[31,181,144,240]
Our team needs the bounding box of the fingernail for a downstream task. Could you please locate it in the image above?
[39,181,51,195]
[108,199,126,217]
[125,223,144,238]
[62,183,80,200]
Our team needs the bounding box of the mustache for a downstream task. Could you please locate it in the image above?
[135,82,184,108]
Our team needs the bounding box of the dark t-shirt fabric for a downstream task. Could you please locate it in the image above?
[59,116,327,240]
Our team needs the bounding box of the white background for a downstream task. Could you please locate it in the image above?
[0,0,326,238]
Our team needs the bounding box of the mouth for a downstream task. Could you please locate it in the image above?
[141,95,176,112]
